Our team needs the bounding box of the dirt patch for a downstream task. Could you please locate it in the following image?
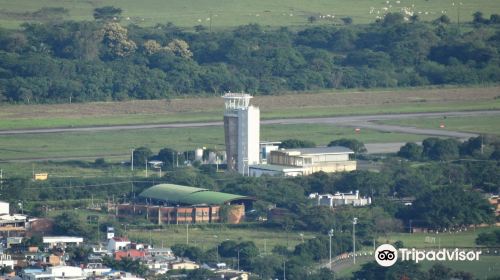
[0,86,498,119]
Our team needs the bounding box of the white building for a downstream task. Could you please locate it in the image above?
[83,263,112,277]
[260,141,281,164]
[223,93,260,175]
[309,191,371,207]
[107,237,131,253]
[0,253,15,269]
[43,236,83,247]
[24,266,85,280]
[0,201,9,214]
[250,147,357,177]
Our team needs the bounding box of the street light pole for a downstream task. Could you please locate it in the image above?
[353,217,358,264]
[237,249,240,271]
[328,229,334,270]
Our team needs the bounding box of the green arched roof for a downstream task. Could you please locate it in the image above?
[139,183,252,205]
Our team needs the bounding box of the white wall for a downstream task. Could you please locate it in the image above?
[237,106,260,175]
[0,201,9,215]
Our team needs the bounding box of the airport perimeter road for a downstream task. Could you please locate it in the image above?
[0,110,498,136]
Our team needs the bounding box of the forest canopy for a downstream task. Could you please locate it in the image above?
[0,12,499,104]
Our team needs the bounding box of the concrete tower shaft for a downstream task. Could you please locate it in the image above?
[223,93,260,174]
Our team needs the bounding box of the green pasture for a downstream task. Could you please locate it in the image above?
[378,227,496,248]
[1,99,499,131]
[336,255,500,279]
[1,0,499,29]
[379,115,500,136]
[0,160,136,179]
[337,227,500,278]
[0,123,425,161]
[420,256,500,279]
[127,225,316,251]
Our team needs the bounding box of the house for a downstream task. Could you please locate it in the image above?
[107,237,131,253]
[114,249,146,261]
[147,248,173,257]
[82,263,112,277]
[0,214,28,235]
[23,265,85,280]
[42,236,83,248]
[0,254,15,270]
[169,260,200,270]
[213,269,250,280]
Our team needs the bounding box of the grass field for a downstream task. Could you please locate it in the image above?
[378,227,496,248]
[0,86,499,130]
[336,255,500,278]
[379,115,500,136]
[333,228,500,278]
[0,0,499,29]
[127,225,316,252]
[420,256,500,279]
[0,123,426,162]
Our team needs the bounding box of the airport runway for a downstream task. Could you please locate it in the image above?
[1,110,498,161]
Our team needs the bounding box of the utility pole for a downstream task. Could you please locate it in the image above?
[283,258,286,280]
[145,159,148,177]
[328,229,334,270]
[237,249,240,271]
[209,11,212,32]
[0,169,3,190]
[481,135,484,155]
[131,149,134,171]
[353,217,358,264]
[186,223,189,244]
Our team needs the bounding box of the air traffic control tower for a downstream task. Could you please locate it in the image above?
[223,93,260,174]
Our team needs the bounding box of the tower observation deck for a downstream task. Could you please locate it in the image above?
[223,93,253,113]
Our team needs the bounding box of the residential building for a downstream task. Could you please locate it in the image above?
[42,236,83,248]
[82,263,112,277]
[107,237,131,253]
[213,269,249,280]
[23,265,85,280]
[0,201,9,215]
[114,249,146,261]
[169,260,199,270]
[0,254,15,270]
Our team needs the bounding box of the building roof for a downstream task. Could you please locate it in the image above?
[284,146,354,155]
[139,184,252,205]
[249,164,304,172]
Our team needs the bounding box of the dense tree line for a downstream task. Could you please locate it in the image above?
[0,12,499,103]
[476,229,500,246]
[354,261,476,280]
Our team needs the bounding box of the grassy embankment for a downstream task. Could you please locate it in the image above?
[1,0,499,29]
[336,228,500,278]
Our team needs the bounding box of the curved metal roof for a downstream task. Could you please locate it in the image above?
[139,184,251,205]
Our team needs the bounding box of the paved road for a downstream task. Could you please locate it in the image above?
[0,110,498,135]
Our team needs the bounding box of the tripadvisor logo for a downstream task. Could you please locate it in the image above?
[374,244,482,267]
[375,244,398,267]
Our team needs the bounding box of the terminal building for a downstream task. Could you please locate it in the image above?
[249,147,357,177]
